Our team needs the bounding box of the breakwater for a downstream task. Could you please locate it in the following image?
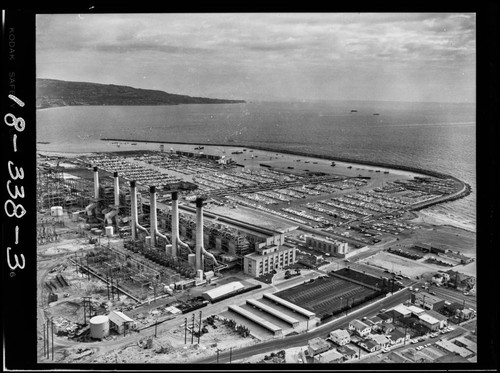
[101,138,472,209]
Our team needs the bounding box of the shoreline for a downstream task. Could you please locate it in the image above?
[99,137,472,205]
[37,139,473,233]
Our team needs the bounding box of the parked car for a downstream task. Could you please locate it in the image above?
[416,346,423,351]
[381,348,390,353]
[410,339,418,344]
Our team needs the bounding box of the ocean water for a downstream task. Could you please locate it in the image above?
[36,100,476,230]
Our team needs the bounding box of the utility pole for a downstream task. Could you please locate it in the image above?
[155,318,158,338]
[184,318,187,344]
[191,314,195,344]
[216,349,220,363]
[198,311,202,344]
[83,298,87,324]
[46,320,50,358]
[43,323,47,358]
[51,318,54,360]
[229,347,233,364]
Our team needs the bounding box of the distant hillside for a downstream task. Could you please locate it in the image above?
[36,79,245,108]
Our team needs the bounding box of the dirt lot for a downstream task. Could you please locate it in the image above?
[362,251,440,278]
[75,315,259,364]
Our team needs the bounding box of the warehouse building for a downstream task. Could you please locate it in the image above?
[202,281,244,302]
[411,292,445,311]
[108,310,134,335]
[305,235,348,257]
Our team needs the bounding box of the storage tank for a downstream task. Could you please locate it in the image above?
[188,253,196,266]
[50,206,63,217]
[105,226,114,237]
[89,315,110,339]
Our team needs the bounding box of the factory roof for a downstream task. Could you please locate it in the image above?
[263,293,316,319]
[390,304,412,316]
[407,305,426,315]
[108,310,133,325]
[453,336,478,353]
[418,313,440,325]
[425,309,449,321]
[435,340,475,358]
[202,281,244,301]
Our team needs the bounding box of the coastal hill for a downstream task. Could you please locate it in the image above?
[36,78,246,109]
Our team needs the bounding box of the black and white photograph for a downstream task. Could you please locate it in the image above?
[2,7,498,371]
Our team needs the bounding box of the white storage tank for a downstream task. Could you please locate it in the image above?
[50,206,64,217]
[188,253,196,266]
[89,315,110,339]
[105,226,114,237]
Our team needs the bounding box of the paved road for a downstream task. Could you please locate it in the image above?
[195,289,412,364]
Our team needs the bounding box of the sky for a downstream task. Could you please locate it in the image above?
[36,13,476,103]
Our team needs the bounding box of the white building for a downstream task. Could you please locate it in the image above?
[108,310,134,335]
[348,319,371,337]
[330,329,351,346]
[243,242,296,277]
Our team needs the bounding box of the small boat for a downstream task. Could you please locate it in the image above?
[351,110,358,113]
[373,113,380,116]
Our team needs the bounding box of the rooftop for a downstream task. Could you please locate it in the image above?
[108,310,133,325]
[418,313,440,325]
[350,319,370,330]
[308,337,331,351]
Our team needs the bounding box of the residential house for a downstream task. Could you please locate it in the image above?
[337,345,357,360]
[445,302,475,322]
[388,328,407,345]
[366,315,384,331]
[369,334,391,349]
[348,319,372,337]
[445,270,476,291]
[380,323,396,334]
[329,329,351,346]
[307,337,331,357]
[377,312,394,324]
[314,348,344,363]
[359,339,381,353]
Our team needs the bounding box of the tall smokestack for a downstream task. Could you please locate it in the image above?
[195,198,204,271]
[150,186,158,247]
[171,192,179,257]
[130,181,137,241]
[93,166,99,200]
[130,181,149,240]
[114,172,120,207]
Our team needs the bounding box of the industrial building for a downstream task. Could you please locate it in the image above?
[108,310,134,335]
[410,292,445,311]
[201,281,245,303]
[304,235,348,257]
[243,237,297,277]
